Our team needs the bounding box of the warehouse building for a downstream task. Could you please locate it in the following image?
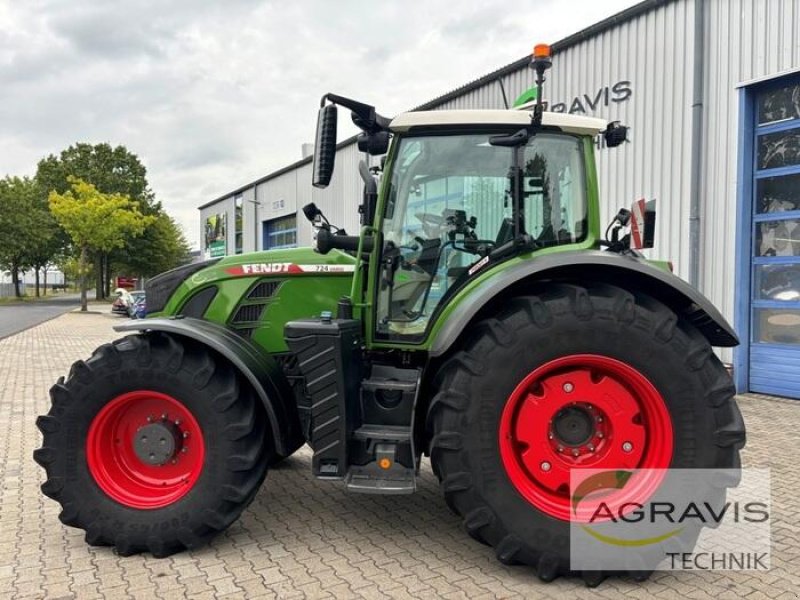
[198,0,800,398]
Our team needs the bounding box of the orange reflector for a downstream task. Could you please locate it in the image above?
[533,43,551,59]
[378,458,392,470]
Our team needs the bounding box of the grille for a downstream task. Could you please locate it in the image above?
[180,286,217,318]
[145,259,219,314]
[232,303,265,323]
[248,281,281,299]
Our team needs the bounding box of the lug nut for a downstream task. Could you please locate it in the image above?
[597,432,604,439]
[181,448,187,453]
[161,413,167,420]
[587,444,595,452]
[182,432,189,439]
[146,416,153,423]
[596,416,603,423]
[572,449,580,457]
[174,419,181,426]
[541,461,551,471]
[557,445,564,453]
[622,441,633,452]
[563,382,574,393]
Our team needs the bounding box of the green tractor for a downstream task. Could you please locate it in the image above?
[35,46,744,583]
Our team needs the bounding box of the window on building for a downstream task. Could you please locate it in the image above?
[263,215,297,250]
[234,194,243,254]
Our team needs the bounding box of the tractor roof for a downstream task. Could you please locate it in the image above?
[390,109,606,136]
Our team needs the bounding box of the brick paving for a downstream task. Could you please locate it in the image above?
[0,309,799,599]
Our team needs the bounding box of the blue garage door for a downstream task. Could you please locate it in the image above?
[749,75,800,398]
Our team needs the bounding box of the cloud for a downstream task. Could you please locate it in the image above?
[0,0,641,247]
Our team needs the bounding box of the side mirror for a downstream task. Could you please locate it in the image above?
[604,121,628,148]
[312,104,338,188]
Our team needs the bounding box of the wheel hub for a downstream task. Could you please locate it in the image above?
[133,420,183,466]
[552,405,594,446]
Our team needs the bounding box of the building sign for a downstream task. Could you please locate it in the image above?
[204,213,227,258]
[550,81,632,114]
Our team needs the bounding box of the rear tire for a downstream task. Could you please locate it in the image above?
[427,283,745,584]
[35,333,271,557]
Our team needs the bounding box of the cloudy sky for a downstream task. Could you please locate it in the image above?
[1,0,640,248]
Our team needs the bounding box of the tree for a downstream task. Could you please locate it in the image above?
[37,143,154,206]
[28,185,67,297]
[115,212,191,278]
[49,177,154,311]
[37,143,158,298]
[0,177,40,297]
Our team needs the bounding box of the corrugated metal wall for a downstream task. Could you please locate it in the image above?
[701,0,800,360]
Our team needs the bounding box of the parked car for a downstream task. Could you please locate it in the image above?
[111,288,133,316]
[128,291,146,319]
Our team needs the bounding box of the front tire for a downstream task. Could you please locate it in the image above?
[35,333,271,557]
[427,283,745,584]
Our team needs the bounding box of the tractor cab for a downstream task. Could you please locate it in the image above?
[373,110,606,340]
[307,43,618,346]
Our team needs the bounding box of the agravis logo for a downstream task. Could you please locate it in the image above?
[569,468,771,571]
[571,469,768,548]
[571,470,683,547]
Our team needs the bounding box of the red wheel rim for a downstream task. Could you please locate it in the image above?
[86,391,205,509]
[499,354,673,521]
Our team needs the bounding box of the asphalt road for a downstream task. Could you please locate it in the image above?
[0,293,83,340]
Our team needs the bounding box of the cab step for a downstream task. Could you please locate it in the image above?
[353,425,411,442]
[345,463,416,494]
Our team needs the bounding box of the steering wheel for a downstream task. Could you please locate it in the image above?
[415,212,446,239]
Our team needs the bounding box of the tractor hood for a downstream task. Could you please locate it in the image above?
[146,247,356,319]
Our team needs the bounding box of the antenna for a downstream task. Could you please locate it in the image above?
[497,77,510,109]
[530,44,552,127]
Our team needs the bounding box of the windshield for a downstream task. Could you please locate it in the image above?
[375,131,587,340]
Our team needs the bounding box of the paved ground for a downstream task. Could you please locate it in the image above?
[0,294,82,340]
[1,310,799,599]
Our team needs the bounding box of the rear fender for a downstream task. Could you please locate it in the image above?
[429,250,739,357]
[115,317,304,456]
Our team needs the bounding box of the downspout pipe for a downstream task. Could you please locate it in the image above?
[688,0,705,287]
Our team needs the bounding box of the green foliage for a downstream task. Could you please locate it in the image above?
[49,177,154,252]
[49,177,154,310]
[0,176,58,296]
[37,143,156,211]
[0,176,36,269]
[115,212,191,277]
[35,141,191,294]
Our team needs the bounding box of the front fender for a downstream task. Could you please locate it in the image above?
[429,251,738,357]
[115,317,304,456]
